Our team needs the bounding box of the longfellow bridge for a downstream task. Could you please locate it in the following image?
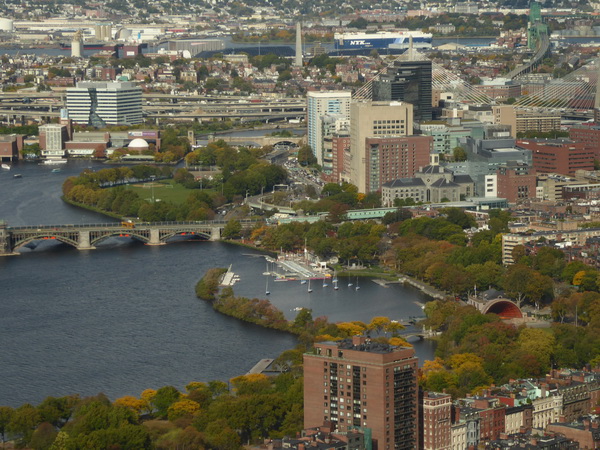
[0,220,257,256]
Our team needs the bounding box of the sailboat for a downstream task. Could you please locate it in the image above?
[307,279,313,293]
[323,277,328,288]
[348,279,353,287]
[265,260,270,295]
[355,276,360,291]
[333,276,339,290]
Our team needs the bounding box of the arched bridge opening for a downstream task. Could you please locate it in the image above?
[12,234,79,252]
[160,231,211,243]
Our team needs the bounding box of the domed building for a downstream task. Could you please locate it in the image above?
[127,138,149,152]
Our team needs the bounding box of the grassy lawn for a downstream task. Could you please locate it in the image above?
[125,180,196,204]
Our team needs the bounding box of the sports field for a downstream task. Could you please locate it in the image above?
[126,180,192,204]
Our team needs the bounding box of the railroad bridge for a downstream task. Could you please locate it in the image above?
[0,220,255,256]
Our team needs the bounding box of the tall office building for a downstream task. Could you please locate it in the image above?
[304,336,419,450]
[372,60,432,123]
[349,100,414,193]
[66,81,143,127]
[307,91,352,166]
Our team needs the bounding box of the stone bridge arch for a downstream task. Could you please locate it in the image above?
[12,234,79,251]
[158,230,211,242]
[90,231,150,246]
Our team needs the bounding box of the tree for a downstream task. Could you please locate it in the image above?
[0,406,14,444]
[452,146,467,161]
[222,219,242,239]
[8,404,41,445]
[151,386,181,419]
[167,399,201,421]
[502,264,535,307]
[29,422,58,450]
[297,145,317,166]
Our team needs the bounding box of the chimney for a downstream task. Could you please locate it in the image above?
[352,336,366,346]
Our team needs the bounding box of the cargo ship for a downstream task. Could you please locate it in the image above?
[334,30,432,51]
[59,41,112,50]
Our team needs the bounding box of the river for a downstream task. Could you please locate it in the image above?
[0,159,435,407]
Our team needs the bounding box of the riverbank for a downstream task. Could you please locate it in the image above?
[398,274,447,300]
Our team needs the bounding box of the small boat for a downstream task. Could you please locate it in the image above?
[333,272,338,290]
[1,163,10,170]
[307,279,313,293]
[355,277,360,291]
[300,279,307,285]
[51,168,61,173]
[323,278,328,288]
[265,263,270,295]
[13,174,22,178]
[43,159,67,165]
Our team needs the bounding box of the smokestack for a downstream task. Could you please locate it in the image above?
[408,35,413,60]
[294,21,303,67]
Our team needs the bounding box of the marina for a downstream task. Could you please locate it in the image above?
[264,253,333,281]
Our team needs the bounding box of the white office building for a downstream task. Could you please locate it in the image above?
[66,81,143,127]
[307,91,351,166]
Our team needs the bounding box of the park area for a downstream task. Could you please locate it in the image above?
[125,179,193,204]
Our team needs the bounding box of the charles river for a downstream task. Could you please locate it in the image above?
[0,155,435,408]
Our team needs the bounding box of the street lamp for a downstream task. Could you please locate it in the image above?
[150,175,156,203]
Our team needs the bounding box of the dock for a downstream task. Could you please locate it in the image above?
[220,264,239,286]
[246,359,274,375]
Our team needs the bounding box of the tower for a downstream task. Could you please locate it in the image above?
[306,91,352,166]
[371,60,432,123]
[71,29,83,58]
[294,21,303,67]
[349,100,414,193]
[304,336,419,450]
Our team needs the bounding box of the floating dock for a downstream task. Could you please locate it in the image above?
[220,265,240,286]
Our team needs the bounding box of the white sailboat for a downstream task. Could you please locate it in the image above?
[333,277,339,290]
[355,276,360,291]
[265,261,270,295]
[308,279,313,293]
[323,277,328,288]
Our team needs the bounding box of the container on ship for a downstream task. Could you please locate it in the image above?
[334,30,432,51]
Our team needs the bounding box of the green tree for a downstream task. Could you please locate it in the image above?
[151,386,181,419]
[297,145,317,166]
[222,219,242,239]
[452,146,467,161]
[8,404,41,445]
[0,406,14,445]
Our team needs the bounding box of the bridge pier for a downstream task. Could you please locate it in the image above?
[210,227,221,241]
[77,230,95,250]
[0,221,16,256]
[147,228,165,246]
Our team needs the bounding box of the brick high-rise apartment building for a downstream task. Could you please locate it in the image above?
[304,336,418,450]
[421,391,452,450]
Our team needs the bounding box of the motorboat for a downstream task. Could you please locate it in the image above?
[1,163,10,170]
